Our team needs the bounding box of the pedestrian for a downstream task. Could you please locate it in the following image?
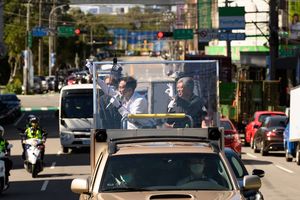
[290,13,300,40]
[165,77,207,128]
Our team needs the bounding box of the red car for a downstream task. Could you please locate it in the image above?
[245,111,286,148]
[220,117,242,157]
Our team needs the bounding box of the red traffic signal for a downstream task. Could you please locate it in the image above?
[74,28,81,35]
[157,31,173,39]
[157,31,164,39]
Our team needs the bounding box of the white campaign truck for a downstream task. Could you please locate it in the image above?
[285,86,300,164]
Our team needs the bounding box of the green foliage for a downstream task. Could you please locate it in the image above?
[4,78,22,94]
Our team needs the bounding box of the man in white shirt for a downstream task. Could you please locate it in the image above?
[116,76,155,129]
[87,61,155,129]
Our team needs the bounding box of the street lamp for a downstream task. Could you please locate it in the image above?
[48,4,67,76]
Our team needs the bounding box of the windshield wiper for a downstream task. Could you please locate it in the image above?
[102,187,152,192]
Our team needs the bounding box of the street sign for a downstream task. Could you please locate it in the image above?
[198,29,218,42]
[219,7,245,30]
[28,32,32,48]
[219,32,246,41]
[57,26,75,37]
[173,29,194,40]
[32,26,48,37]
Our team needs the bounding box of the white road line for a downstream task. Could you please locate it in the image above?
[50,162,56,169]
[41,180,49,191]
[14,112,25,126]
[275,164,294,174]
[246,153,257,158]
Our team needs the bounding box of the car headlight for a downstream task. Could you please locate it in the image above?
[60,132,71,139]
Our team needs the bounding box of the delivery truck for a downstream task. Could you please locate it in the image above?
[284,86,300,165]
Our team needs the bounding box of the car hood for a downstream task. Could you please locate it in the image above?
[96,191,243,200]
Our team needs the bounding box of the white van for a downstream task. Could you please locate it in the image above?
[59,84,94,153]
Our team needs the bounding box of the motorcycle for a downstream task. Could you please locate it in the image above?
[0,144,13,193]
[22,138,44,178]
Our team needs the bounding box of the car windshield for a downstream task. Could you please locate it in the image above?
[61,90,93,118]
[100,153,232,192]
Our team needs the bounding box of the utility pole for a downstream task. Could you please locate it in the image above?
[225,0,232,59]
[0,0,6,59]
[38,0,43,75]
[24,0,31,95]
[269,0,279,80]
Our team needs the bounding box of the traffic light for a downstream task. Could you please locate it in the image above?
[74,28,88,36]
[157,31,173,39]
[74,28,81,36]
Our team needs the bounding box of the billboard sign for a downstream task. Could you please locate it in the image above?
[289,0,300,40]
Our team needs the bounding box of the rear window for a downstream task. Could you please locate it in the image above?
[100,153,233,191]
[220,120,233,131]
[266,117,288,127]
[258,113,285,123]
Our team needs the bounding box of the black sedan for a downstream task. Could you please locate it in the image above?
[225,148,265,200]
[253,115,288,156]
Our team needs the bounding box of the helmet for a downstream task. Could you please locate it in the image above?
[27,114,36,123]
[29,116,39,129]
[0,126,4,137]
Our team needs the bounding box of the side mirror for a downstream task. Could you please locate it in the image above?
[243,175,261,191]
[71,178,89,194]
[252,169,265,178]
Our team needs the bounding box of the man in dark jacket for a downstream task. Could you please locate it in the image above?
[165,77,207,128]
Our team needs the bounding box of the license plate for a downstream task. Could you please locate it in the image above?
[82,140,90,145]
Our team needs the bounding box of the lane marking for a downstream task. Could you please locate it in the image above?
[246,153,257,158]
[50,162,56,169]
[275,164,294,174]
[41,180,49,191]
[14,112,25,126]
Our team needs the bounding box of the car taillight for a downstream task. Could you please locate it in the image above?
[266,131,276,137]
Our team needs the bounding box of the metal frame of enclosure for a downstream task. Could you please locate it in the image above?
[90,59,220,129]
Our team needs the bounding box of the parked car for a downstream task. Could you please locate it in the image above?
[0,94,21,120]
[245,111,286,147]
[220,117,242,157]
[37,76,49,93]
[224,148,265,200]
[0,100,20,124]
[33,76,48,94]
[253,115,288,156]
[46,75,56,91]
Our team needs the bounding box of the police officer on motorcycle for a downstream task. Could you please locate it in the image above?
[21,116,47,162]
[0,126,13,189]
